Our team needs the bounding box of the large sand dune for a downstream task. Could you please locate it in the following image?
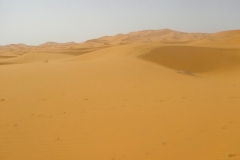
[1,29,240,160]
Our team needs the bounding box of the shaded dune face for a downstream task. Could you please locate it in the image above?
[140,46,240,73]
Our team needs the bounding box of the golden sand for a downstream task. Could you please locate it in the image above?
[1,29,240,160]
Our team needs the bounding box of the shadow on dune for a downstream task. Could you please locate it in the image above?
[0,62,14,65]
[139,46,240,73]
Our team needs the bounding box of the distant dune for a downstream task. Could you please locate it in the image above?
[1,29,240,160]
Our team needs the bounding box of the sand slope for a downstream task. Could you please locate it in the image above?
[140,46,240,73]
[192,30,240,47]
[1,29,240,160]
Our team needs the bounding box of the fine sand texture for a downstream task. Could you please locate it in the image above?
[1,29,240,160]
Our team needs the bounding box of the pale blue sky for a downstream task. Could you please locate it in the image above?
[0,0,240,45]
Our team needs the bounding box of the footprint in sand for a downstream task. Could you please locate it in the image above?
[111,158,122,160]
[162,142,167,146]
[38,114,44,117]
[146,152,151,156]
[55,138,60,141]
[228,154,237,158]
[222,126,228,130]
[229,121,236,124]
[0,99,5,102]
[176,70,197,76]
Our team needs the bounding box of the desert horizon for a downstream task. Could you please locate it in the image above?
[1,28,240,159]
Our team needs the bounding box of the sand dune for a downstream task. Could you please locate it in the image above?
[140,46,240,73]
[1,29,240,160]
[192,30,240,47]
[0,29,210,61]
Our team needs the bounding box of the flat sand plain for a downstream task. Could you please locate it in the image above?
[1,29,240,160]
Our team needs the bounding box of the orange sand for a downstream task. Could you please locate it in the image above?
[1,29,240,160]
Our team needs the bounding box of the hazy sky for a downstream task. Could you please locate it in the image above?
[0,0,240,45]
